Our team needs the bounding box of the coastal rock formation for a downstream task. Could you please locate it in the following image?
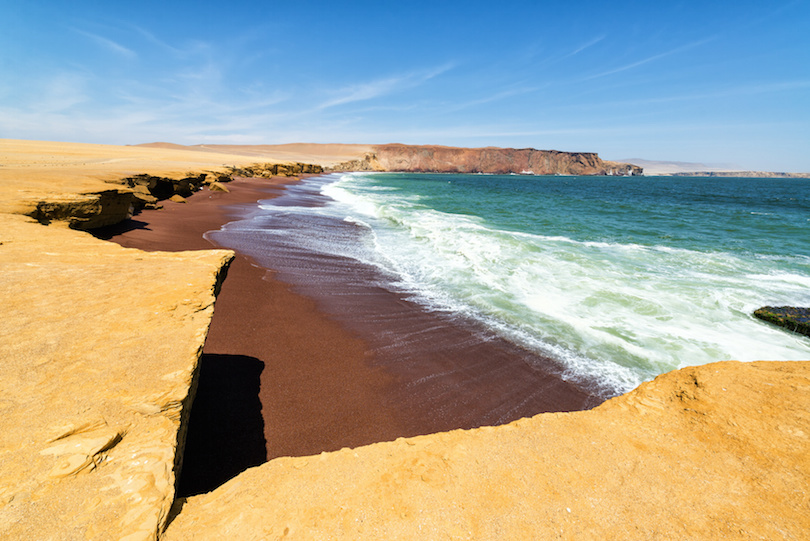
[28,188,136,229]
[164,360,810,540]
[118,162,322,212]
[0,139,325,223]
[227,161,324,178]
[332,144,644,176]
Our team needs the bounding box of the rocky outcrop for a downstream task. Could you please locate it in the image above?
[28,188,136,229]
[754,306,810,338]
[227,161,324,178]
[118,161,323,213]
[331,144,643,176]
[164,360,810,540]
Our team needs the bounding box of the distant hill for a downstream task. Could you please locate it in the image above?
[135,142,373,168]
[668,171,810,178]
[616,158,739,176]
[617,158,809,178]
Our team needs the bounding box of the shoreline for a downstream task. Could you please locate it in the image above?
[102,174,602,494]
[3,139,809,539]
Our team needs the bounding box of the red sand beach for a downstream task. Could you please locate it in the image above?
[101,175,601,494]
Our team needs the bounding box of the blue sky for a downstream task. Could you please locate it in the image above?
[2,0,809,171]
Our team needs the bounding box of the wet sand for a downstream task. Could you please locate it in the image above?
[100,175,602,494]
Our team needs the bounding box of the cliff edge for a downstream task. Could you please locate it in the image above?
[0,139,278,540]
[165,360,810,540]
[0,214,233,540]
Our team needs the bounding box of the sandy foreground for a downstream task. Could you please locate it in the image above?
[1,139,808,540]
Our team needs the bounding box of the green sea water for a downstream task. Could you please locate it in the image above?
[320,173,810,392]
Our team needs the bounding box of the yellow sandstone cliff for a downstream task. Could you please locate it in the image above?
[0,140,251,540]
[1,140,807,540]
[164,360,810,539]
[0,214,233,540]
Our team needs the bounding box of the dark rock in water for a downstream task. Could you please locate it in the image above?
[754,306,810,338]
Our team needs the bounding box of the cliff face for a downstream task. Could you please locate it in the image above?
[0,140,308,540]
[0,212,234,541]
[333,144,643,176]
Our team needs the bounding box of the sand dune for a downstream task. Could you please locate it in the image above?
[135,142,372,167]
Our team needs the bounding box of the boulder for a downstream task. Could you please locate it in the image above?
[208,181,230,193]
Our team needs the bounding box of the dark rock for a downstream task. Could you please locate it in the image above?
[227,162,323,179]
[754,306,810,338]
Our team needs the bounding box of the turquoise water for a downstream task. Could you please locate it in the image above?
[319,173,810,392]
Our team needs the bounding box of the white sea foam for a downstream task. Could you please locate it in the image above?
[219,173,810,394]
[322,173,810,391]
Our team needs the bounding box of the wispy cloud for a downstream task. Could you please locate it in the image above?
[315,63,454,110]
[582,37,714,81]
[566,34,607,59]
[441,85,544,113]
[72,28,137,59]
[129,24,184,56]
[38,72,89,112]
[572,79,810,111]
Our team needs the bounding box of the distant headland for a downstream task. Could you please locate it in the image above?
[136,142,644,176]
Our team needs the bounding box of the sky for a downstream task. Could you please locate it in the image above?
[1,0,809,171]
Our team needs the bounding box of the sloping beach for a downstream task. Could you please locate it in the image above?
[1,139,808,540]
[101,175,598,494]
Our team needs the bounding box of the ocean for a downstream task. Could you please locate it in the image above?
[208,172,810,397]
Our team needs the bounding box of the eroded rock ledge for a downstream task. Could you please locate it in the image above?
[0,140,281,540]
[0,213,233,540]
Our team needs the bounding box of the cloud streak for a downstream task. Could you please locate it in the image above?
[72,28,137,59]
[582,37,715,81]
[315,63,454,110]
[566,34,607,59]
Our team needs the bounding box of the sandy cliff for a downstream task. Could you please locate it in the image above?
[164,361,810,540]
[1,139,807,540]
[0,139,290,539]
[0,214,232,540]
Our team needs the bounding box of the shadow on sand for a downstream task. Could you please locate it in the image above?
[90,219,152,240]
[177,353,267,497]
